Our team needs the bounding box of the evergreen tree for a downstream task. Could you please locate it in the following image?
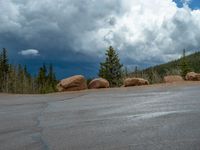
[7,65,17,93]
[22,65,31,93]
[99,46,123,87]
[37,64,47,93]
[0,48,57,94]
[180,49,191,78]
[0,50,3,91]
[17,64,24,93]
[47,64,57,92]
[48,64,54,84]
[0,48,9,92]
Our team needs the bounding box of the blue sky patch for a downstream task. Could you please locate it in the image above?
[174,0,200,9]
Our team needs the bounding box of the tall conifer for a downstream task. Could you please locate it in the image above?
[99,46,123,87]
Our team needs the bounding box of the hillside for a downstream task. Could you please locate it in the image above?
[130,51,200,83]
[145,51,200,74]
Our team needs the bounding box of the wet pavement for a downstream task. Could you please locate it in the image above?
[0,84,200,150]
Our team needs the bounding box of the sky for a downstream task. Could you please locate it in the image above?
[1,0,200,79]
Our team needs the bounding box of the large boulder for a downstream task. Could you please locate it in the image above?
[88,78,109,89]
[163,75,184,83]
[185,72,200,81]
[124,78,149,87]
[57,75,87,92]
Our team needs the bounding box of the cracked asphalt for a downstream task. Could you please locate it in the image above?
[0,83,200,150]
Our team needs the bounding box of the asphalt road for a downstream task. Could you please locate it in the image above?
[0,83,200,150]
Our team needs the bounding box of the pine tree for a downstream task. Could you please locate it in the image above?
[180,49,191,78]
[0,50,3,91]
[99,46,123,87]
[0,48,57,94]
[37,64,47,93]
[17,64,24,93]
[7,65,17,93]
[47,64,57,92]
[22,65,31,93]
[0,48,9,92]
[48,64,54,84]
[2,48,9,77]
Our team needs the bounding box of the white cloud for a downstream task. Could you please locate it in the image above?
[18,49,40,56]
[76,0,200,65]
[1,0,200,67]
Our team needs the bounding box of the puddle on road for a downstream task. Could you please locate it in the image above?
[109,91,172,99]
[126,110,191,121]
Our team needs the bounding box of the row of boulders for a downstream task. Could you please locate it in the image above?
[163,75,184,83]
[124,78,149,87]
[185,72,200,81]
[57,75,110,92]
[163,72,200,83]
[57,75,149,92]
[57,72,200,92]
[57,75,87,92]
[88,78,109,89]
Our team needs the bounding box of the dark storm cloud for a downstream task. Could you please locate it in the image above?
[0,0,121,59]
[0,0,122,78]
[1,0,200,78]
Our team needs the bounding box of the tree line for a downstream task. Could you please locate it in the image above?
[0,46,193,93]
[0,48,57,94]
[98,47,192,86]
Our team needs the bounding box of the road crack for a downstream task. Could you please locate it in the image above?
[33,102,50,150]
